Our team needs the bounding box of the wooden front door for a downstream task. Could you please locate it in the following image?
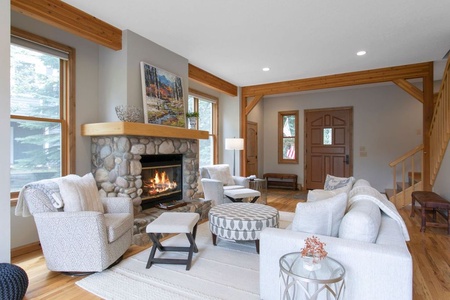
[305,107,353,190]
[246,121,258,176]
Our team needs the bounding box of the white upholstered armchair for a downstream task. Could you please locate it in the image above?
[199,164,249,206]
[16,173,133,273]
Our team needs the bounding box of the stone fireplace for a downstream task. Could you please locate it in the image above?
[90,135,200,214]
[82,122,212,245]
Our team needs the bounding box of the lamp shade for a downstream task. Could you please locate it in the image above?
[225,138,244,151]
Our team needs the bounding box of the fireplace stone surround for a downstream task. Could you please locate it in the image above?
[89,134,212,245]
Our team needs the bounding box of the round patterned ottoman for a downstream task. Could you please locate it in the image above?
[0,263,29,300]
[208,203,279,253]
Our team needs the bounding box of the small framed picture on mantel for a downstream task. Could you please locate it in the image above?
[140,62,185,127]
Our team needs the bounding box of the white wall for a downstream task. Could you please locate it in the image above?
[10,12,100,248]
[433,137,450,199]
[263,84,425,191]
[99,30,189,122]
[0,0,11,263]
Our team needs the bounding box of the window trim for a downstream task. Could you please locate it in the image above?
[188,88,219,165]
[10,27,76,204]
[278,110,299,164]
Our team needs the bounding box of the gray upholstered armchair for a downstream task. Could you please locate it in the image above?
[16,173,133,273]
[199,164,249,206]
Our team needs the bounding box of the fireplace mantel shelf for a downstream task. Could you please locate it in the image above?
[81,122,209,140]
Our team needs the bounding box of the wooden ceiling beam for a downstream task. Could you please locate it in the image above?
[11,0,122,50]
[242,62,432,97]
[188,64,238,96]
[245,95,264,116]
[393,79,423,102]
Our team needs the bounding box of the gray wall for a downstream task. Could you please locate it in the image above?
[0,0,11,263]
[99,30,189,122]
[262,84,425,191]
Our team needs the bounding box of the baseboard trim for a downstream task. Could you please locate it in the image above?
[11,241,41,258]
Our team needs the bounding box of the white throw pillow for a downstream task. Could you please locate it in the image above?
[292,193,347,237]
[324,174,354,191]
[307,189,337,202]
[205,164,235,186]
[353,179,371,188]
[339,200,381,243]
[59,173,104,213]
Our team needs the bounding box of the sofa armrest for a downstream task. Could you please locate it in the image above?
[102,197,133,214]
[260,228,412,300]
[233,176,249,188]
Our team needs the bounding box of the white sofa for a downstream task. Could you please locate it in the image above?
[260,178,412,300]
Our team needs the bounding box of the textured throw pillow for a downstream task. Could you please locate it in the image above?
[205,164,235,186]
[339,200,381,243]
[324,174,355,191]
[59,173,104,213]
[292,192,347,237]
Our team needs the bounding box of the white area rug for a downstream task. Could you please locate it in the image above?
[76,222,260,299]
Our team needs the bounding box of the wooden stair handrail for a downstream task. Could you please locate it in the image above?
[389,144,424,167]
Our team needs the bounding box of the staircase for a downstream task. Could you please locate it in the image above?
[386,145,423,208]
[387,56,450,208]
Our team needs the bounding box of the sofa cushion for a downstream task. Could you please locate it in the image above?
[324,174,355,191]
[59,173,104,213]
[307,185,352,202]
[353,179,371,188]
[292,192,347,237]
[339,200,381,243]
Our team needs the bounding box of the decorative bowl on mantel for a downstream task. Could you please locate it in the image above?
[115,105,142,122]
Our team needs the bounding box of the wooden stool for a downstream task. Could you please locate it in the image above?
[411,191,450,234]
[146,212,199,270]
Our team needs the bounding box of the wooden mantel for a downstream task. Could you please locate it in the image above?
[81,122,209,140]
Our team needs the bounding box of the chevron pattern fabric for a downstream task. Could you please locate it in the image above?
[209,203,279,241]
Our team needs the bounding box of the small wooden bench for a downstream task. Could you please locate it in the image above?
[263,173,298,190]
[411,191,450,235]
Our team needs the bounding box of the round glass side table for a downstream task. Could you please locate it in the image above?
[279,252,345,300]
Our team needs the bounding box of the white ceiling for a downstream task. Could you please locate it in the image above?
[63,0,450,87]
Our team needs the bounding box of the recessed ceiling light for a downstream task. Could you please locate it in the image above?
[357,50,367,56]
[262,67,270,72]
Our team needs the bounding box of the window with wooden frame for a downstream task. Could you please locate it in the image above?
[278,110,299,164]
[188,89,218,166]
[10,27,75,202]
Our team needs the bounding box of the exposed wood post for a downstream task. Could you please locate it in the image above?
[241,94,247,176]
[245,95,264,116]
[423,62,434,191]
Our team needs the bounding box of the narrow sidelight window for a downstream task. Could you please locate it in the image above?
[278,110,299,164]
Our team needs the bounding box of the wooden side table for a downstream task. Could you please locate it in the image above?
[411,191,450,234]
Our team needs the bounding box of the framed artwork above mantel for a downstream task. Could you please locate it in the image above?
[140,62,185,127]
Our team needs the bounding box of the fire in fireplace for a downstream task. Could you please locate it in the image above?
[140,154,182,209]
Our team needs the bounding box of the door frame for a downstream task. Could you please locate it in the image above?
[303,106,353,189]
[246,121,258,177]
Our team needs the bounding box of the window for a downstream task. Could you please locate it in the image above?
[188,89,218,166]
[278,110,299,164]
[10,28,75,200]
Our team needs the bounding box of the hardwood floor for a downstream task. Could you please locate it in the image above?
[12,189,450,299]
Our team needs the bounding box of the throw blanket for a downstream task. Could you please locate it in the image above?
[15,180,63,217]
[349,185,410,241]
